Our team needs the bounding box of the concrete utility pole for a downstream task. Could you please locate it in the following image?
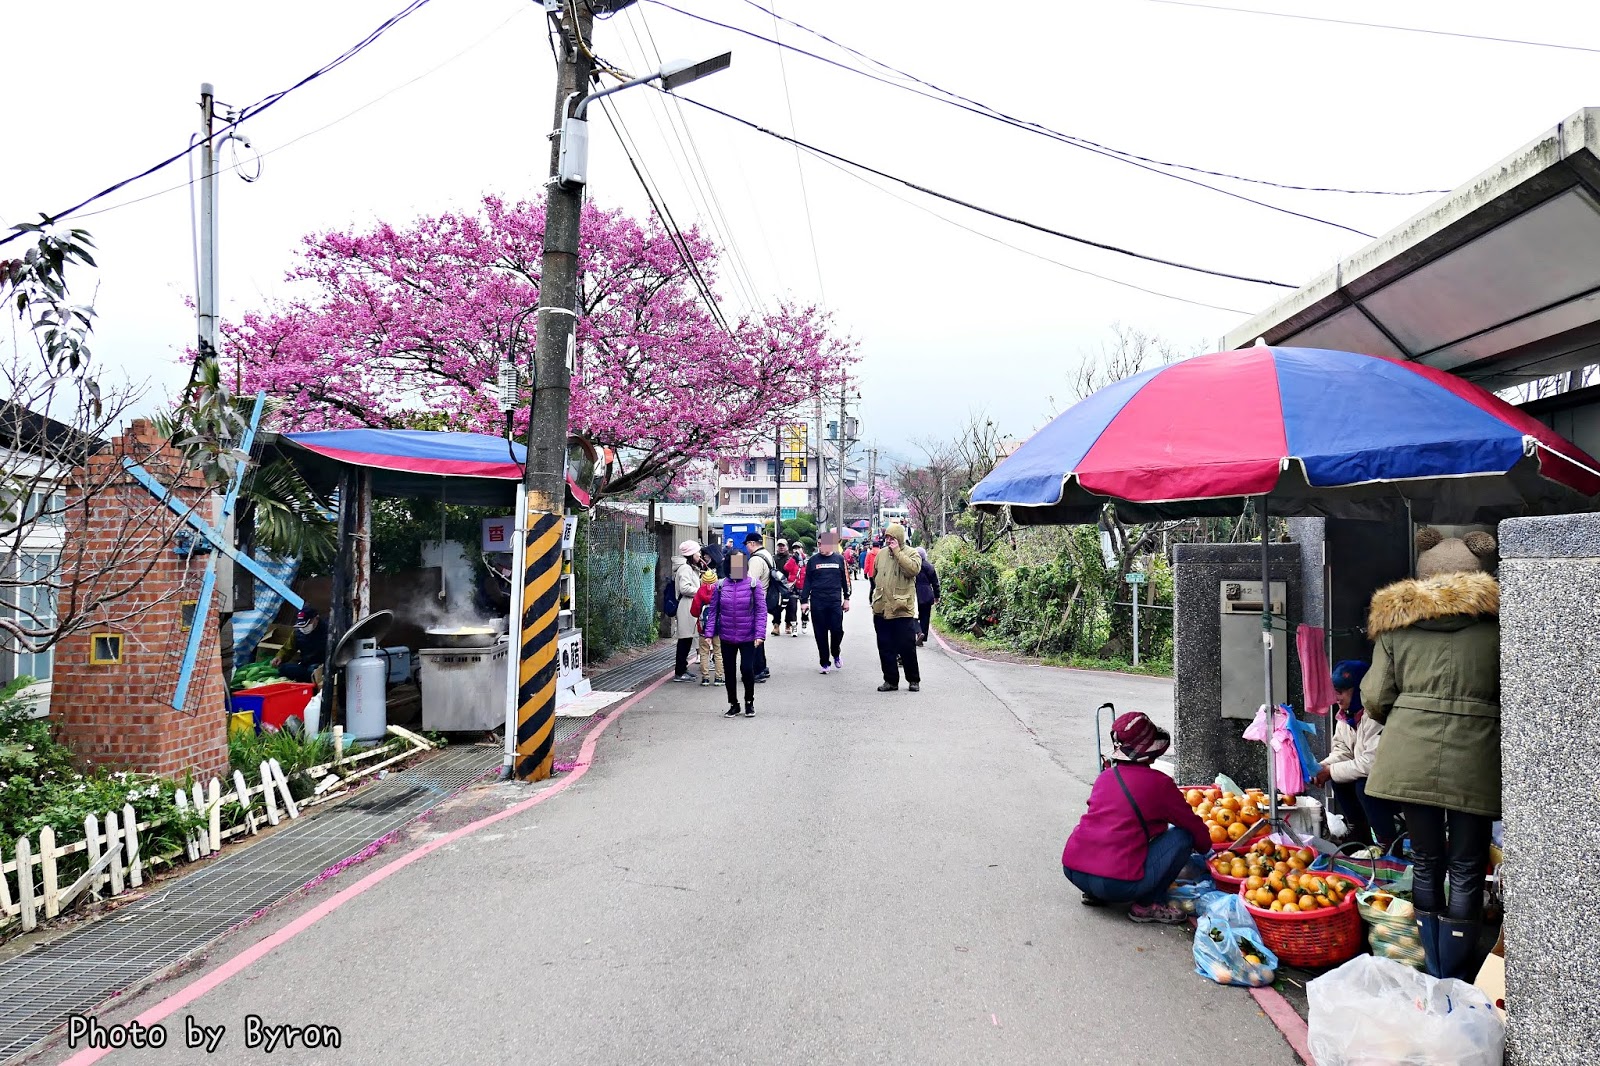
[197,84,219,372]
[514,3,607,783]
[867,447,878,532]
[836,381,847,540]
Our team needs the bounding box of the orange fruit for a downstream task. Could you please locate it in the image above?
[1185,789,1203,807]
[1227,822,1248,841]
[1245,875,1265,892]
[1214,810,1237,828]
[1220,795,1242,812]
[1281,902,1299,913]
[1269,901,1284,912]
[1316,895,1333,909]
[1277,888,1296,905]
[1298,895,1316,910]
[1230,863,1247,879]
[1209,824,1228,844]
[1238,805,1261,825]
[1273,861,1290,875]
[1288,857,1308,871]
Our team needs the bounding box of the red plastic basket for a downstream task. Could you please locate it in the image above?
[1238,872,1364,968]
[1206,847,1256,890]
[229,682,315,732]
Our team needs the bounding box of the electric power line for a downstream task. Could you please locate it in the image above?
[738,0,1451,198]
[765,3,829,306]
[799,146,1250,315]
[1,0,443,248]
[665,92,1298,289]
[69,6,530,224]
[644,0,1376,239]
[597,97,735,335]
[620,7,767,316]
[1146,0,1600,57]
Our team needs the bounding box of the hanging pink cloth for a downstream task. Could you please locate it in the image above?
[1297,624,1335,716]
[1242,706,1306,795]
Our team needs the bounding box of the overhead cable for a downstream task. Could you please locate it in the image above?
[0,0,440,248]
[645,1,1375,237]
[1147,0,1600,57]
[734,0,1452,198]
[666,93,1298,289]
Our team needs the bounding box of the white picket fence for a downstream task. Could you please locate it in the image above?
[0,725,435,936]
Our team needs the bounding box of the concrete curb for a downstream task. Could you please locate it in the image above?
[930,628,1169,681]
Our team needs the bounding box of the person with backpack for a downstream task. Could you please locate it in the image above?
[770,539,798,637]
[703,552,765,717]
[744,532,775,682]
[791,547,811,635]
[669,540,703,682]
[802,532,852,673]
[915,545,941,646]
[690,568,724,688]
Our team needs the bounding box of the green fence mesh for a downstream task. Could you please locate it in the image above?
[573,510,658,664]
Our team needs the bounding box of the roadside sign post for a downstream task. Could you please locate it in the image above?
[1126,570,1147,666]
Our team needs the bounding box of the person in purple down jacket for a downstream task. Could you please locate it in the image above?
[703,553,767,718]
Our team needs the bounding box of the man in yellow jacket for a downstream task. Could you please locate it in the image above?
[870,523,923,692]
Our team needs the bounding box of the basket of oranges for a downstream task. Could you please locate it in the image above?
[1181,785,1268,850]
[1206,838,1300,891]
[1236,859,1363,968]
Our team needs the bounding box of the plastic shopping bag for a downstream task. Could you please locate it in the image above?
[1193,910,1279,988]
[1166,855,1216,916]
[1307,955,1504,1066]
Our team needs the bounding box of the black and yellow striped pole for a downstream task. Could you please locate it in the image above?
[515,511,565,780]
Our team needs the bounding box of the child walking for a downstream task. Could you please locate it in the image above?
[690,569,724,687]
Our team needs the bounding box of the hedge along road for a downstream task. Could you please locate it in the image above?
[36,608,1295,1066]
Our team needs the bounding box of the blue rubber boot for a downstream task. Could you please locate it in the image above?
[1415,910,1443,977]
[1437,917,1481,981]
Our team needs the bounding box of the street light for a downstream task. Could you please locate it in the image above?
[557,53,733,186]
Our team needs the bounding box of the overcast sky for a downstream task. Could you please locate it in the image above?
[5,0,1600,463]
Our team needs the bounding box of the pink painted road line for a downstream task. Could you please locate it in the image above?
[60,672,672,1066]
[1251,986,1314,1065]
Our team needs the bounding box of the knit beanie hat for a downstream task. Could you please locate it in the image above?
[1415,528,1497,579]
[700,570,716,585]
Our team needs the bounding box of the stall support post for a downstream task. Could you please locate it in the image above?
[1132,585,1141,668]
[504,486,529,776]
[1261,495,1279,831]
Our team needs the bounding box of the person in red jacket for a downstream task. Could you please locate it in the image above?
[1060,712,1209,924]
[689,569,723,687]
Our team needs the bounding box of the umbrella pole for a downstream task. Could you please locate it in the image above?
[1261,495,1281,834]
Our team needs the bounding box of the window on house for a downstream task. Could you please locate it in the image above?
[765,459,778,478]
[742,459,758,477]
[22,492,67,527]
[7,551,59,681]
[739,489,771,505]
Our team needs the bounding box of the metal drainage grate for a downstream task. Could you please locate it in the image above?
[588,644,674,691]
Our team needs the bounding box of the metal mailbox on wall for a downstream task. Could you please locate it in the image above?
[1219,579,1286,720]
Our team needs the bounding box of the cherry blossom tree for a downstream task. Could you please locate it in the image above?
[224,197,854,497]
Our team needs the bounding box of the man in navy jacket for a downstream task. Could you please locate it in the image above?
[801,532,852,673]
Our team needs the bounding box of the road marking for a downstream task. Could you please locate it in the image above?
[60,670,673,1066]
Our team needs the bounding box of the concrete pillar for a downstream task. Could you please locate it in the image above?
[1172,543,1303,788]
[1497,513,1600,1064]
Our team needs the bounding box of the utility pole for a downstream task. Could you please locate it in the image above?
[867,447,878,533]
[514,2,606,783]
[836,380,847,541]
[198,84,219,376]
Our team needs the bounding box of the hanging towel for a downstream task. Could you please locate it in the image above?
[1297,624,1335,715]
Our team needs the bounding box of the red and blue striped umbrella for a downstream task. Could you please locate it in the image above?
[972,346,1600,525]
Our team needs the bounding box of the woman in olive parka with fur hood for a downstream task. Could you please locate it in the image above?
[1361,527,1499,981]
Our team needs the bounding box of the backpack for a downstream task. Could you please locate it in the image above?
[660,577,680,616]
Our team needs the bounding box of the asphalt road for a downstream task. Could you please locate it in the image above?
[31,609,1296,1066]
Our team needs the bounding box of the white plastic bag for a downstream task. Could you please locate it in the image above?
[1308,955,1504,1066]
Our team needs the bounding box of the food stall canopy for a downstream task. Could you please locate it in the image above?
[267,429,591,508]
[1226,108,1600,396]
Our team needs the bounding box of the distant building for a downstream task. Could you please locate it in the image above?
[715,439,821,515]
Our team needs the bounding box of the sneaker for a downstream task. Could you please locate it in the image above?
[743,701,756,717]
[908,683,920,692]
[877,683,898,692]
[755,674,769,684]
[699,676,713,687]
[713,676,725,685]
[724,705,741,718]
[833,656,842,669]
[671,673,696,683]
[789,627,799,637]
[1128,902,1186,925]
[819,664,830,675]
[1080,892,1106,908]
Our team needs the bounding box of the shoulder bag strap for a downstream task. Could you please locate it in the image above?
[1111,765,1157,844]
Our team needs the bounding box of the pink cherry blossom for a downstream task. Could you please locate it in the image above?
[222,197,855,496]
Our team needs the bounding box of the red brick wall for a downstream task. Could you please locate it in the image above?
[50,420,230,780]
